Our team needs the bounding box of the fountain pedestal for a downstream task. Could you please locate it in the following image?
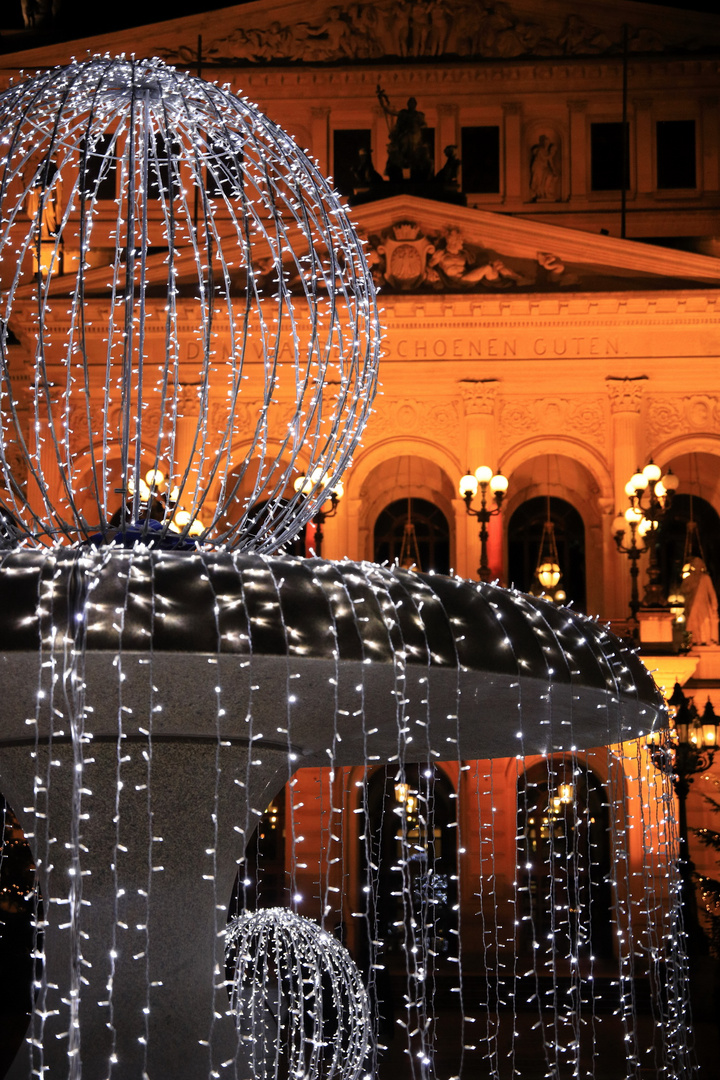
[0,550,664,1079]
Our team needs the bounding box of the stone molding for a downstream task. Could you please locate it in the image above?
[646,394,720,440]
[458,380,498,416]
[369,395,462,441]
[498,394,606,451]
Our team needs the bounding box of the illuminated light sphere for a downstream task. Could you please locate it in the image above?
[227,907,370,1080]
[0,56,380,550]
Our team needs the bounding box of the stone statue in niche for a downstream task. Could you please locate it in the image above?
[529,134,560,201]
[376,87,433,182]
[435,145,461,190]
[351,147,384,192]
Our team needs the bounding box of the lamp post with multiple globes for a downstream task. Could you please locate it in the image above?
[648,682,719,954]
[612,460,679,632]
[459,465,508,582]
[294,469,344,558]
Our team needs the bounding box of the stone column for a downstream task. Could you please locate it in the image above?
[437,103,458,175]
[568,100,588,198]
[458,380,500,581]
[372,106,389,179]
[607,376,647,623]
[701,96,719,193]
[310,107,330,178]
[502,102,522,201]
[634,98,654,194]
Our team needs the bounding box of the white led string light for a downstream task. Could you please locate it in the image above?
[0,56,380,550]
[226,906,371,1080]
[0,53,696,1080]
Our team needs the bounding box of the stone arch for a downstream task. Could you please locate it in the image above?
[349,439,462,562]
[499,440,611,616]
[649,438,720,514]
[500,436,612,504]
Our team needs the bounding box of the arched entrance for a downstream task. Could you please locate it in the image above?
[508,496,586,609]
[373,498,450,574]
[516,759,613,962]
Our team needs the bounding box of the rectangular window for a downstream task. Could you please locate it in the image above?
[333,129,373,196]
[206,140,244,199]
[79,134,117,201]
[656,120,696,189]
[148,134,181,201]
[460,126,500,194]
[590,122,630,191]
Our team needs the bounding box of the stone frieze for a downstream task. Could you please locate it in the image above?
[160,0,713,67]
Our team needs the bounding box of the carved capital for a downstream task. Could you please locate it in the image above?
[568,99,588,113]
[502,102,522,116]
[437,103,457,118]
[606,376,647,413]
[458,380,498,416]
[310,107,330,120]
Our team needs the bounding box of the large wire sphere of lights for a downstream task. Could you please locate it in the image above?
[226,907,371,1080]
[0,56,380,549]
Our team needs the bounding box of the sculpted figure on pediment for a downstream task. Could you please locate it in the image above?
[558,14,614,55]
[428,228,522,290]
[367,223,532,293]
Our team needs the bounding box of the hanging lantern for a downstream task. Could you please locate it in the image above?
[533,496,564,600]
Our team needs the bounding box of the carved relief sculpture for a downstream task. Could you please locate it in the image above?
[161,0,713,67]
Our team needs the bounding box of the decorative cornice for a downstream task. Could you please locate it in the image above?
[458,380,498,416]
[606,376,647,413]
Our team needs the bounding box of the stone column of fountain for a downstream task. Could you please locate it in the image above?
[0,549,665,1079]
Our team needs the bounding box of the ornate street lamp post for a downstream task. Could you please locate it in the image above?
[294,470,344,557]
[648,682,719,954]
[613,460,679,633]
[459,465,508,582]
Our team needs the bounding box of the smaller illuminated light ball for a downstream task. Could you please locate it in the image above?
[226,907,370,1080]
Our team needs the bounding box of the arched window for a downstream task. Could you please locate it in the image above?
[659,494,720,598]
[373,498,450,574]
[516,759,612,961]
[230,788,287,916]
[507,496,586,609]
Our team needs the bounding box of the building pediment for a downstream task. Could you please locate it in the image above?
[19,196,720,308]
[352,196,720,295]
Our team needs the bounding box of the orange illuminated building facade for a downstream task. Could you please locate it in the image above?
[2,0,720,1068]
